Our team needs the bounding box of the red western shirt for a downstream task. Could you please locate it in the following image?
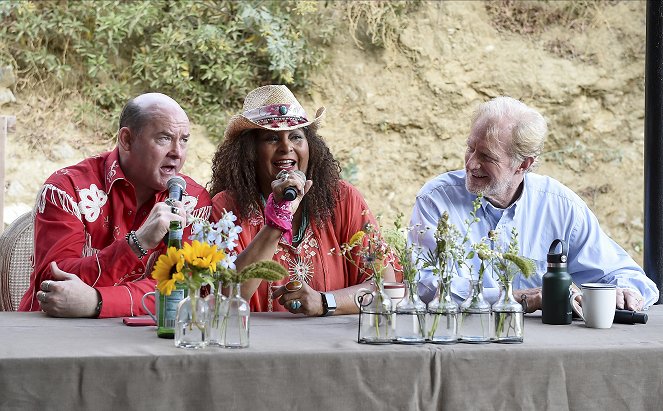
[19,148,212,317]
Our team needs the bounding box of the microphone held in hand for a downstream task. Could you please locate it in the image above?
[167,175,186,201]
[282,170,306,201]
[163,176,187,246]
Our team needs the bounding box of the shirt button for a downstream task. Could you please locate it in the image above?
[128,210,133,215]
[131,270,136,274]
[138,268,143,273]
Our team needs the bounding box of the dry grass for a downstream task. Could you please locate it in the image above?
[342,1,418,50]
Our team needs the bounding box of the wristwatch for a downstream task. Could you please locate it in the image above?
[320,292,337,316]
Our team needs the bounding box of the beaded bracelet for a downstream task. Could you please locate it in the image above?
[126,230,148,258]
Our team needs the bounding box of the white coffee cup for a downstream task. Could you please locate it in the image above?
[571,283,616,329]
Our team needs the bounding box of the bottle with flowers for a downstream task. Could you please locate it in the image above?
[384,214,426,344]
[151,210,287,349]
[421,196,480,344]
[489,227,535,343]
[335,214,395,344]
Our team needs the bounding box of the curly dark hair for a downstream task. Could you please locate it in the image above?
[208,124,341,224]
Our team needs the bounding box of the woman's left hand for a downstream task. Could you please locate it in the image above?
[272,280,324,316]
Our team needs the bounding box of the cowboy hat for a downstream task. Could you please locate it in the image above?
[224,85,325,141]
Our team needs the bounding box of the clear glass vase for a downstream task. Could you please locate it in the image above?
[492,278,524,343]
[459,279,491,343]
[206,284,228,347]
[218,282,250,349]
[357,279,393,344]
[175,287,210,349]
[426,276,459,344]
[394,279,426,343]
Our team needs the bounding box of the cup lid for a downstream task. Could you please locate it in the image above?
[581,283,616,289]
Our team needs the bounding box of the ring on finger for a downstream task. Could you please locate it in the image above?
[290,299,302,310]
[41,280,51,292]
[171,206,179,214]
[276,170,289,181]
[284,280,303,292]
[38,291,47,303]
[165,198,175,206]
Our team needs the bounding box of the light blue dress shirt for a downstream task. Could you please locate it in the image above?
[409,170,659,308]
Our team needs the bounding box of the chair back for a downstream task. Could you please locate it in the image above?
[0,211,34,311]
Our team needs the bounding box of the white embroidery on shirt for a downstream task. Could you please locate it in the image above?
[81,231,100,257]
[78,184,108,223]
[107,160,118,183]
[37,184,82,220]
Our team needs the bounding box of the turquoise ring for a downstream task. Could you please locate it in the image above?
[290,300,302,310]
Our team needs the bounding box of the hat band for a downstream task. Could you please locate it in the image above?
[244,103,308,123]
[253,116,309,128]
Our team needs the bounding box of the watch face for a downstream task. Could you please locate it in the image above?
[324,293,337,310]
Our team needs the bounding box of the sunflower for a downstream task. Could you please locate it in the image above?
[181,241,226,273]
[152,246,185,295]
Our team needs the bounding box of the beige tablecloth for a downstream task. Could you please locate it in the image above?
[1,307,663,411]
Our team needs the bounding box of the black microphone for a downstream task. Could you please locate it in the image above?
[283,170,306,201]
[167,175,186,201]
[613,309,648,324]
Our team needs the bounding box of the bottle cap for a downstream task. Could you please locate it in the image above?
[547,239,568,267]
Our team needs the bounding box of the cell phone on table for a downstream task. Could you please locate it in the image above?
[123,317,156,326]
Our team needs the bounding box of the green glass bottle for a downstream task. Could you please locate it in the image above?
[157,220,187,338]
[542,239,573,325]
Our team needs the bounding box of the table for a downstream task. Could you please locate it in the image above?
[1,307,663,411]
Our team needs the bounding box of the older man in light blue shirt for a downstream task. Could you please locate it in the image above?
[410,97,659,311]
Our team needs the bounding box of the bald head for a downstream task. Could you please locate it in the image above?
[119,93,187,136]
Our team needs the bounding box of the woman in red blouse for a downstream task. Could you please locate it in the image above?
[209,85,396,316]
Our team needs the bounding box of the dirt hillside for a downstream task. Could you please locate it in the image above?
[1,1,647,264]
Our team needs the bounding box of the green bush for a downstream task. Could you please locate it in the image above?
[0,0,335,140]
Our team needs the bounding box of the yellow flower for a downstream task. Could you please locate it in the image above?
[349,230,366,246]
[182,241,226,272]
[152,246,185,295]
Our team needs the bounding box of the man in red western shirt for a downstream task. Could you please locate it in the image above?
[19,93,211,318]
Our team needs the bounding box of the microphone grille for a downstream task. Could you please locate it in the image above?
[167,175,186,191]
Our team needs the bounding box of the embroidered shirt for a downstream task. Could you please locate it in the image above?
[19,148,212,317]
[410,170,660,307]
[211,181,377,312]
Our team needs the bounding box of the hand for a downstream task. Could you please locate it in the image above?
[270,171,313,214]
[134,200,186,250]
[617,288,644,311]
[37,262,99,318]
[514,287,542,313]
[272,281,324,316]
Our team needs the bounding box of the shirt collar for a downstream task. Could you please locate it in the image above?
[103,147,128,193]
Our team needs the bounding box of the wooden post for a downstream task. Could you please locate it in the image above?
[0,115,16,234]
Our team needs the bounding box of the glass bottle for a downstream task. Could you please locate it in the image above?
[219,282,250,348]
[394,279,426,343]
[156,221,186,339]
[458,278,491,343]
[492,277,524,343]
[206,280,229,347]
[426,276,459,344]
[175,286,210,349]
[358,278,393,344]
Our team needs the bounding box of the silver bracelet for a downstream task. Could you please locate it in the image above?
[126,231,147,258]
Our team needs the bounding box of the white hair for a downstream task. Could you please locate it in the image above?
[471,96,548,170]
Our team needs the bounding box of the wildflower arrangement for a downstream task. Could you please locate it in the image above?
[151,210,287,333]
[421,195,482,282]
[383,213,419,284]
[331,210,395,287]
[152,210,287,296]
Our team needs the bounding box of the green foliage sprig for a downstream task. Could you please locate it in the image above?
[0,0,334,140]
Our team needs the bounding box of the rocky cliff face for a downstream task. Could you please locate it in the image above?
[0,1,647,263]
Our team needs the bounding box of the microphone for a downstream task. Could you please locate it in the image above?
[613,309,648,324]
[167,176,186,201]
[283,170,306,201]
[163,176,187,246]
